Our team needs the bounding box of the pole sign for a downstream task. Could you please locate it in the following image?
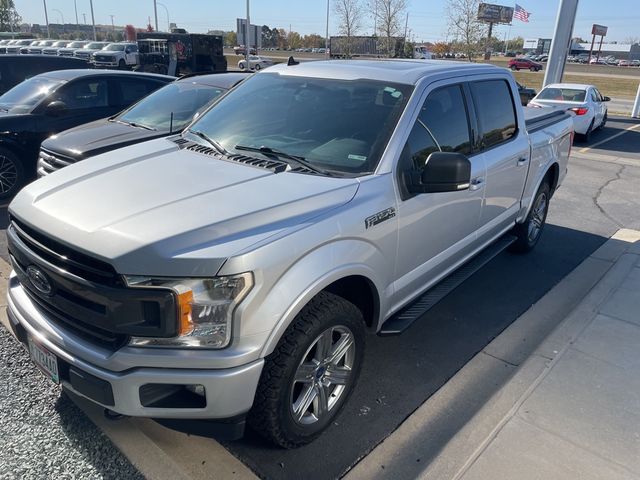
[591,24,607,36]
[478,3,514,24]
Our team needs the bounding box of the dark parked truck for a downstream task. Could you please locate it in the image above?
[329,35,403,58]
[6,60,573,448]
[136,32,227,77]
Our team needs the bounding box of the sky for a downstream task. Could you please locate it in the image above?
[12,0,640,44]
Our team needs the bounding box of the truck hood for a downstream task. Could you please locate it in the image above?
[42,119,166,160]
[10,138,359,277]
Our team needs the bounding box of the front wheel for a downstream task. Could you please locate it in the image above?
[118,59,126,69]
[254,63,261,70]
[0,148,25,201]
[248,292,365,448]
[510,182,550,253]
[510,65,517,70]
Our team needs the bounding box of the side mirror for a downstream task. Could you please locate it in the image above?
[602,96,611,102]
[406,152,471,194]
[125,48,131,54]
[44,100,67,116]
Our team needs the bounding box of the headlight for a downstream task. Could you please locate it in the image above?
[124,273,253,349]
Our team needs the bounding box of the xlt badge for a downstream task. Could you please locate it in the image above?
[365,207,396,229]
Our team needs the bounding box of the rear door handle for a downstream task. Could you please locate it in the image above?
[470,177,484,191]
[517,157,528,167]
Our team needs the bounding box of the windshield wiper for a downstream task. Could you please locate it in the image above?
[189,130,228,156]
[111,118,156,131]
[234,145,336,177]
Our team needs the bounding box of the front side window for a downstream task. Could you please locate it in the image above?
[470,80,517,149]
[187,73,413,176]
[0,76,64,113]
[54,78,109,109]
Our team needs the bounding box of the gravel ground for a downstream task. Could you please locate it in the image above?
[0,327,144,480]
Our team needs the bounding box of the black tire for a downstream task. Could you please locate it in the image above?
[118,59,126,70]
[582,119,595,142]
[510,182,550,253]
[599,112,607,130]
[0,147,25,201]
[248,291,365,448]
[254,63,261,70]
[510,64,517,70]
[530,66,536,72]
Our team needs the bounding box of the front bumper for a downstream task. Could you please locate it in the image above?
[94,60,119,67]
[6,274,264,422]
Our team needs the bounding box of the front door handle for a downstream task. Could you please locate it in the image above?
[470,177,484,191]
[517,157,528,167]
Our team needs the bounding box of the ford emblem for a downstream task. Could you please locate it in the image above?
[26,265,53,296]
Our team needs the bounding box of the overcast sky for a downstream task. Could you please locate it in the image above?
[12,0,640,43]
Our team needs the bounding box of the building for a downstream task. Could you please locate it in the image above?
[570,41,640,61]
[236,18,261,48]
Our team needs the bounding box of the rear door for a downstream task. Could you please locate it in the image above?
[469,78,529,242]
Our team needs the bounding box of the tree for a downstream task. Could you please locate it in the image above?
[0,0,21,32]
[371,0,407,57]
[445,0,486,61]
[225,31,237,47]
[334,0,364,56]
[431,41,450,57]
[624,36,640,45]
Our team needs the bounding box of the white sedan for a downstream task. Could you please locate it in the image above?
[529,83,609,141]
[238,55,274,71]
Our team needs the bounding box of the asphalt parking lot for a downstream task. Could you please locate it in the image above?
[0,116,638,479]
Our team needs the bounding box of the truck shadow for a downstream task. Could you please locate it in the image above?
[220,223,608,480]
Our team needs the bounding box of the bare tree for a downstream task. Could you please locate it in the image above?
[624,36,640,45]
[446,0,486,61]
[334,0,365,56]
[371,0,407,57]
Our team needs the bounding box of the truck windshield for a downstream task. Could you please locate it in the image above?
[104,44,126,51]
[188,73,413,175]
[0,76,63,114]
[118,82,226,132]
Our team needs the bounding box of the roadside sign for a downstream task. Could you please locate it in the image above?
[591,24,608,36]
[478,3,514,24]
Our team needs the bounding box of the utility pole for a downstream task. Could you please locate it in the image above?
[74,0,79,25]
[325,0,329,59]
[83,13,87,25]
[157,2,170,32]
[110,15,115,31]
[43,0,50,38]
[90,0,96,40]
[543,0,579,87]
[403,12,409,57]
[246,0,250,64]
[153,0,159,32]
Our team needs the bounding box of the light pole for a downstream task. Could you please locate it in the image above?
[42,0,50,38]
[74,0,79,25]
[82,13,87,25]
[153,0,159,32]
[325,0,329,59]
[110,14,115,31]
[543,0,579,87]
[156,2,170,31]
[245,0,250,64]
[89,0,96,40]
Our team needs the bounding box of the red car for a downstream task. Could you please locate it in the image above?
[508,58,543,71]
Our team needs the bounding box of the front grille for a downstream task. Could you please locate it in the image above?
[38,148,78,175]
[8,219,179,349]
[94,55,113,62]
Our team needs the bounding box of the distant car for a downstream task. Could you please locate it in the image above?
[0,69,173,198]
[5,39,34,54]
[530,83,609,141]
[23,40,55,55]
[516,81,536,106]
[0,55,91,95]
[618,60,631,67]
[38,72,248,177]
[57,40,89,57]
[74,42,109,61]
[589,57,606,65]
[93,42,139,69]
[508,57,542,71]
[632,60,640,67]
[42,40,70,55]
[238,55,274,71]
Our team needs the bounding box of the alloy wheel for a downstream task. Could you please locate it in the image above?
[527,191,548,243]
[0,155,18,194]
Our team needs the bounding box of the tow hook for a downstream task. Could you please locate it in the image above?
[103,408,127,421]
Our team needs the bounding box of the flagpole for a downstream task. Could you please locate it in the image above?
[504,23,512,54]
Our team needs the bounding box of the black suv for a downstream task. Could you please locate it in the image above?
[0,69,173,199]
[0,55,91,95]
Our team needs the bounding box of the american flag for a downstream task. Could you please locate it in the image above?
[514,4,531,23]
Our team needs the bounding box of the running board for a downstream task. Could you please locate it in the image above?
[379,235,517,336]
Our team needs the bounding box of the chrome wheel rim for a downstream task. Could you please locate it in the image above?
[528,192,548,243]
[0,155,17,194]
[290,326,355,426]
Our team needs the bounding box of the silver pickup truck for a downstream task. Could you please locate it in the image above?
[6,60,573,448]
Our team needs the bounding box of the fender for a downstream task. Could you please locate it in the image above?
[0,136,27,156]
[252,239,389,358]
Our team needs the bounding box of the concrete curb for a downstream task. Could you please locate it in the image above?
[346,229,640,479]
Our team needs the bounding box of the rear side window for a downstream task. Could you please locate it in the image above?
[117,78,163,105]
[418,84,472,154]
[55,78,109,109]
[470,80,517,149]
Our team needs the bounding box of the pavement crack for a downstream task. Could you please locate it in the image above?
[593,164,624,228]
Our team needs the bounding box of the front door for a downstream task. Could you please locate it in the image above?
[393,82,485,309]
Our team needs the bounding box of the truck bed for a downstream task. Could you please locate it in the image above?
[524,107,570,133]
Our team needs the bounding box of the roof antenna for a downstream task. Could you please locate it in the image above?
[169,112,174,134]
[287,56,299,66]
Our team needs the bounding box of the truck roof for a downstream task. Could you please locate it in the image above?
[265,59,502,85]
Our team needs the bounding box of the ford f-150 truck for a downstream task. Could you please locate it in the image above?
[5,60,573,448]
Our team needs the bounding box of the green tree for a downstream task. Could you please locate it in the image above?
[0,0,21,32]
[225,30,237,47]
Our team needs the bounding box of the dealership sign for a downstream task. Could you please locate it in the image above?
[477,3,514,24]
[591,24,608,36]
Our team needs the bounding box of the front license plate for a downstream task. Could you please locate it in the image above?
[28,336,60,384]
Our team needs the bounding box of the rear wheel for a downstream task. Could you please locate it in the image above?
[530,66,536,71]
[582,119,595,142]
[510,182,550,253]
[248,292,365,448]
[599,112,608,130]
[254,63,261,70]
[510,64,517,70]
[0,148,25,200]
[118,59,126,69]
